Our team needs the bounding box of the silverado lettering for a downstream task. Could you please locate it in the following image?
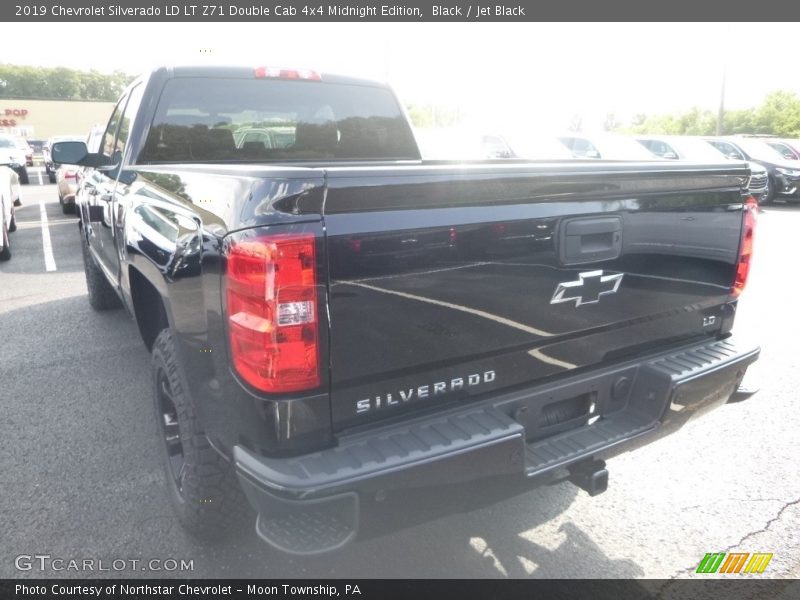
[356,370,497,413]
[54,65,759,556]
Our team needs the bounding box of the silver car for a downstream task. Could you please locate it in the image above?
[636,135,769,199]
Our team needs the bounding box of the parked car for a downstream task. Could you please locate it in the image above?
[56,165,80,214]
[14,138,34,166]
[43,135,85,183]
[415,128,517,159]
[53,65,759,555]
[26,139,44,158]
[763,139,800,161]
[705,136,800,204]
[636,135,769,199]
[0,134,29,184]
[67,126,105,216]
[502,134,575,160]
[0,165,21,261]
[558,133,659,159]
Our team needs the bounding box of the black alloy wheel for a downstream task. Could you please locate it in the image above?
[156,368,187,497]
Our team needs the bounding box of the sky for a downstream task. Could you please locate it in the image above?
[0,22,795,133]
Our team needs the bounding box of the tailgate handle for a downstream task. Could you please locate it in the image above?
[558,216,622,265]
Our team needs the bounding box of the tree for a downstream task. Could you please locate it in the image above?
[751,91,800,137]
[603,112,619,132]
[622,90,800,137]
[0,64,135,100]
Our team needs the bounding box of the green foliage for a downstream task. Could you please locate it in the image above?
[624,107,718,135]
[0,64,135,101]
[750,91,800,136]
[623,90,800,138]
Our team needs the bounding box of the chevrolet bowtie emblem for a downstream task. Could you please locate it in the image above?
[550,270,624,306]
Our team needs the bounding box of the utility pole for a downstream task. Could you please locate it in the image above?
[716,65,726,136]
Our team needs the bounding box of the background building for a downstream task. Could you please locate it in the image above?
[0,98,115,140]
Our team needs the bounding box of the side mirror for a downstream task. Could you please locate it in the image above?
[51,141,87,165]
[662,151,678,159]
[51,141,110,168]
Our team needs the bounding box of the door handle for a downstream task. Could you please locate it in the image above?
[558,216,623,265]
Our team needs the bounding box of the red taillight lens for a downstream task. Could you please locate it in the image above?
[226,234,319,393]
[65,171,77,180]
[732,196,757,298]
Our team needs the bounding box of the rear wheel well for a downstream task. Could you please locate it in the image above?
[129,267,169,351]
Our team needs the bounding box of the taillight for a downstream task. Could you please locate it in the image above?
[732,196,757,298]
[226,233,319,393]
[65,171,77,180]
[254,66,321,81]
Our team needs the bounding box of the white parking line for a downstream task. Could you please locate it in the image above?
[37,168,43,185]
[38,197,57,272]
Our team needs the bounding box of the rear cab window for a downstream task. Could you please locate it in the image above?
[138,77,420,164]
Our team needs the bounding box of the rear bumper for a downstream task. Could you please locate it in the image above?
[234,337,759,554]
[60,188,77,203]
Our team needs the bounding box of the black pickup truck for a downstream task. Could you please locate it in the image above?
[53,66,760,555]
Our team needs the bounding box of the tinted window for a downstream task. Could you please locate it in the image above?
[768,142,799,160]
[709,141,744,160]
[734,138,786,162]
[116,83,144,157]
[560,137,600,157]
[639,139,674,157]
[139,77,420,163]
[102,97,126,158]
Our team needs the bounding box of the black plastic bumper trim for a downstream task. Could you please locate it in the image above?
[234,336,759,553]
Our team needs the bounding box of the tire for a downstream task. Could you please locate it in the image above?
[0,210,11,261]
[152,329,252,540]
[61,196,75,214]
[8,210,16,233]
[760,177,775,205]
[19,169,29,185]
[80,236,122,310]
[48,171,56,184]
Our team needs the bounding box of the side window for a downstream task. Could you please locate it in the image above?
[100,83,144,162]
[115,83,144,159]
[712,141,744,160]
[771,142,798,160]
[661,142,678,158]
[102,97,127,158]
[572,138,599,158]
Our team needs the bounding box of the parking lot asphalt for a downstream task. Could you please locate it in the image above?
[1,178,798,585]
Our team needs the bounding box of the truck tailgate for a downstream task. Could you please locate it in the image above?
[322,162,749,431]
